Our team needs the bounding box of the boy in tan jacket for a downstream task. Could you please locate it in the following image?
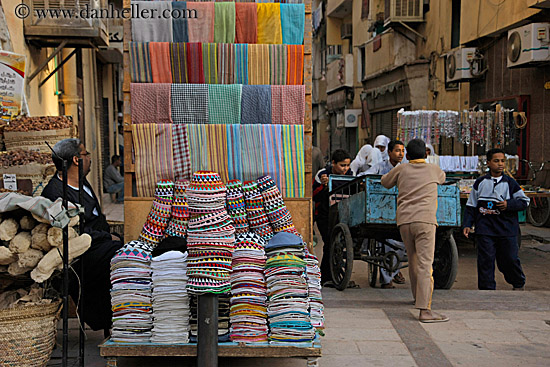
[381,139,448,323]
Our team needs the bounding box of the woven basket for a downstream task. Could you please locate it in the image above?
[4,127,75,153]
[0,299,62,367]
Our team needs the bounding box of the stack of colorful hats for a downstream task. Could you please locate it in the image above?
[243,181,273,242]
[256,175,300,237]
[189,293,231,342]
[110,240,153,343]
[186,171,235,294]
[139,180,174,247]
[264,232,315,345]
[229,233,268,343]
[304,249,324,332]
[165,181,190,239]
[226,179,249,235]
[151,251,190,344]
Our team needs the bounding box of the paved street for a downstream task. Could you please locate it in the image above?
[49,225,550,367]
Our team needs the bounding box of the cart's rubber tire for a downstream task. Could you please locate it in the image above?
[527,197,550,227]
[368,239,381,288]
[433,233,458,290]
[330,223,354,291]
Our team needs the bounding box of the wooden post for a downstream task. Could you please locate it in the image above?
[197,294,219,367]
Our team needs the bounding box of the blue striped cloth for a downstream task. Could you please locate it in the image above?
[234,44,248,85]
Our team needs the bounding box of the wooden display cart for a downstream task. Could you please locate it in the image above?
[100,0,320,365]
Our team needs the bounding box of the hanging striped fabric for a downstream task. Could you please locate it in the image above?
[260,124,284,191]
[248,44,270,85]
[172,124,192,182]
[202,43,218,84]
[240,125,264,182]
[130,83,172,124]
[206,124,230,183]
[187,124,209,173]
[129,42,152,83]
[217,43,235,85]
[226,124,243,181]
[186,43,205,84]
[286,44,304,85]
[150,42,173,83]
[269,44,287,85]
[170,43,188,84]
[234,44,249,85]
[282,124,304,197]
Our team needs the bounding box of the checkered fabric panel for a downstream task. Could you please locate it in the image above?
[171,84,209,124]
[207,85,242,124]
[172,124,192,181]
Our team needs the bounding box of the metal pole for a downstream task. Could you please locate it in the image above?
[62,160,69,367]
[197,294,218,367]
[78,158,85,367]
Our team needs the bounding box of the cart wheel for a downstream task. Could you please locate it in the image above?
[330,223,354,291]
[367,239,381,288]
[527,197,550,227]
[433,232,458,289]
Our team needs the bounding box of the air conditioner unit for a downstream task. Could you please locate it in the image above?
[385,0,424,25]
[341,24,353,40]
[446,47,478,83]
[507,23,550,68]
[344,109,361,127]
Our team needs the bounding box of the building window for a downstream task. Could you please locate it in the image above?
[361,0,369,20]
[451,0,461,49]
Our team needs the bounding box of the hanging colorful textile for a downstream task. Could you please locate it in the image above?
[235,3,257,44]
[248,44,270,85]
[132,123,174,197]
[129,42,152,83]
[286,45,304,85]
[171,84,209,124]
[280,4,305,45]
[170,43,188,84]
[282,124,304,198]
[240,125,264,182]
[270,85,305,125]
[214,2,236,44]
[217,43,235,85]
[226,124,243,181]
[172,1,188,42]
[130,83,172,124]
[208,85,242,124]
[206,124,230,183]
[234,44,249,85]
[172,124,192,182]
[132,1,173,42]
[186,124,209,173]
[269,44,287,85]
[260,124,284,191]
[187,2,215,43]
[149,42,173,83]
[186,43,205,84]
[202,43,218,84]
[241,85,271,124]
[256,3,282,44]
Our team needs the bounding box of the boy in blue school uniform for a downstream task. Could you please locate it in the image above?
[463,148,529,290]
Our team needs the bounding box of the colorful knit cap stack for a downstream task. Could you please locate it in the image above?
[165,181,190,238]
[243,181,273,242]
[139,180,174,247]
[264,232,315,345]
[226,179,249,235]
[189,293,232,342]
[151,251,190,344]
[186,171,235,294]
[256,175,300,237]
[110,240,153,343]
[230,232,268,343]
[304,249,324,331]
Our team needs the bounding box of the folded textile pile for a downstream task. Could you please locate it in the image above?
[243,181,273,242]
[165,181,190,238]
[230,232,268,343]
[256,175,300,237]
[226,179,249,235]
[110,240,154,343]
[186,171,235,294]
[189,293,231,342]
[139,180,174,247]
[264,232,315,345]
[304,249,324,331]
[151,251,190,344]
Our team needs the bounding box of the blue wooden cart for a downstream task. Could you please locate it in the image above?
[327,175,461,291]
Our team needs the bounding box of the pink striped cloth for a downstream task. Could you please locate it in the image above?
[217,43,235,84]
[149,42,172,83]
[187,2,215,43]
[130,83,172,124]
[270,85,305,125]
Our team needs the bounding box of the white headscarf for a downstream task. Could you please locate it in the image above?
[426,143,436,156]
[374,135,391,161]
[350,144,383,175]
[425,143,440,166]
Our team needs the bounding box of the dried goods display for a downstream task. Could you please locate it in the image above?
[4,116,72,132]
[0,150,53,167]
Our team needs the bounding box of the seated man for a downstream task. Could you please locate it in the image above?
[41,138,123,334]
[104,155,124,203]
[364,140,407,288]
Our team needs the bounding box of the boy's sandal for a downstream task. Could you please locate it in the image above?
[381,282,395,289]
[419,313,449,323]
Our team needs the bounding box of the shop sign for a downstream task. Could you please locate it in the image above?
[0,51,26,122]
[3,174,17,191]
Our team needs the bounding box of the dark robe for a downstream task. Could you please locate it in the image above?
[42,174,123,331]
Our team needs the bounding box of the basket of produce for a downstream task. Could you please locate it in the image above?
[3,116,76,153]
[0,150,55,196]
